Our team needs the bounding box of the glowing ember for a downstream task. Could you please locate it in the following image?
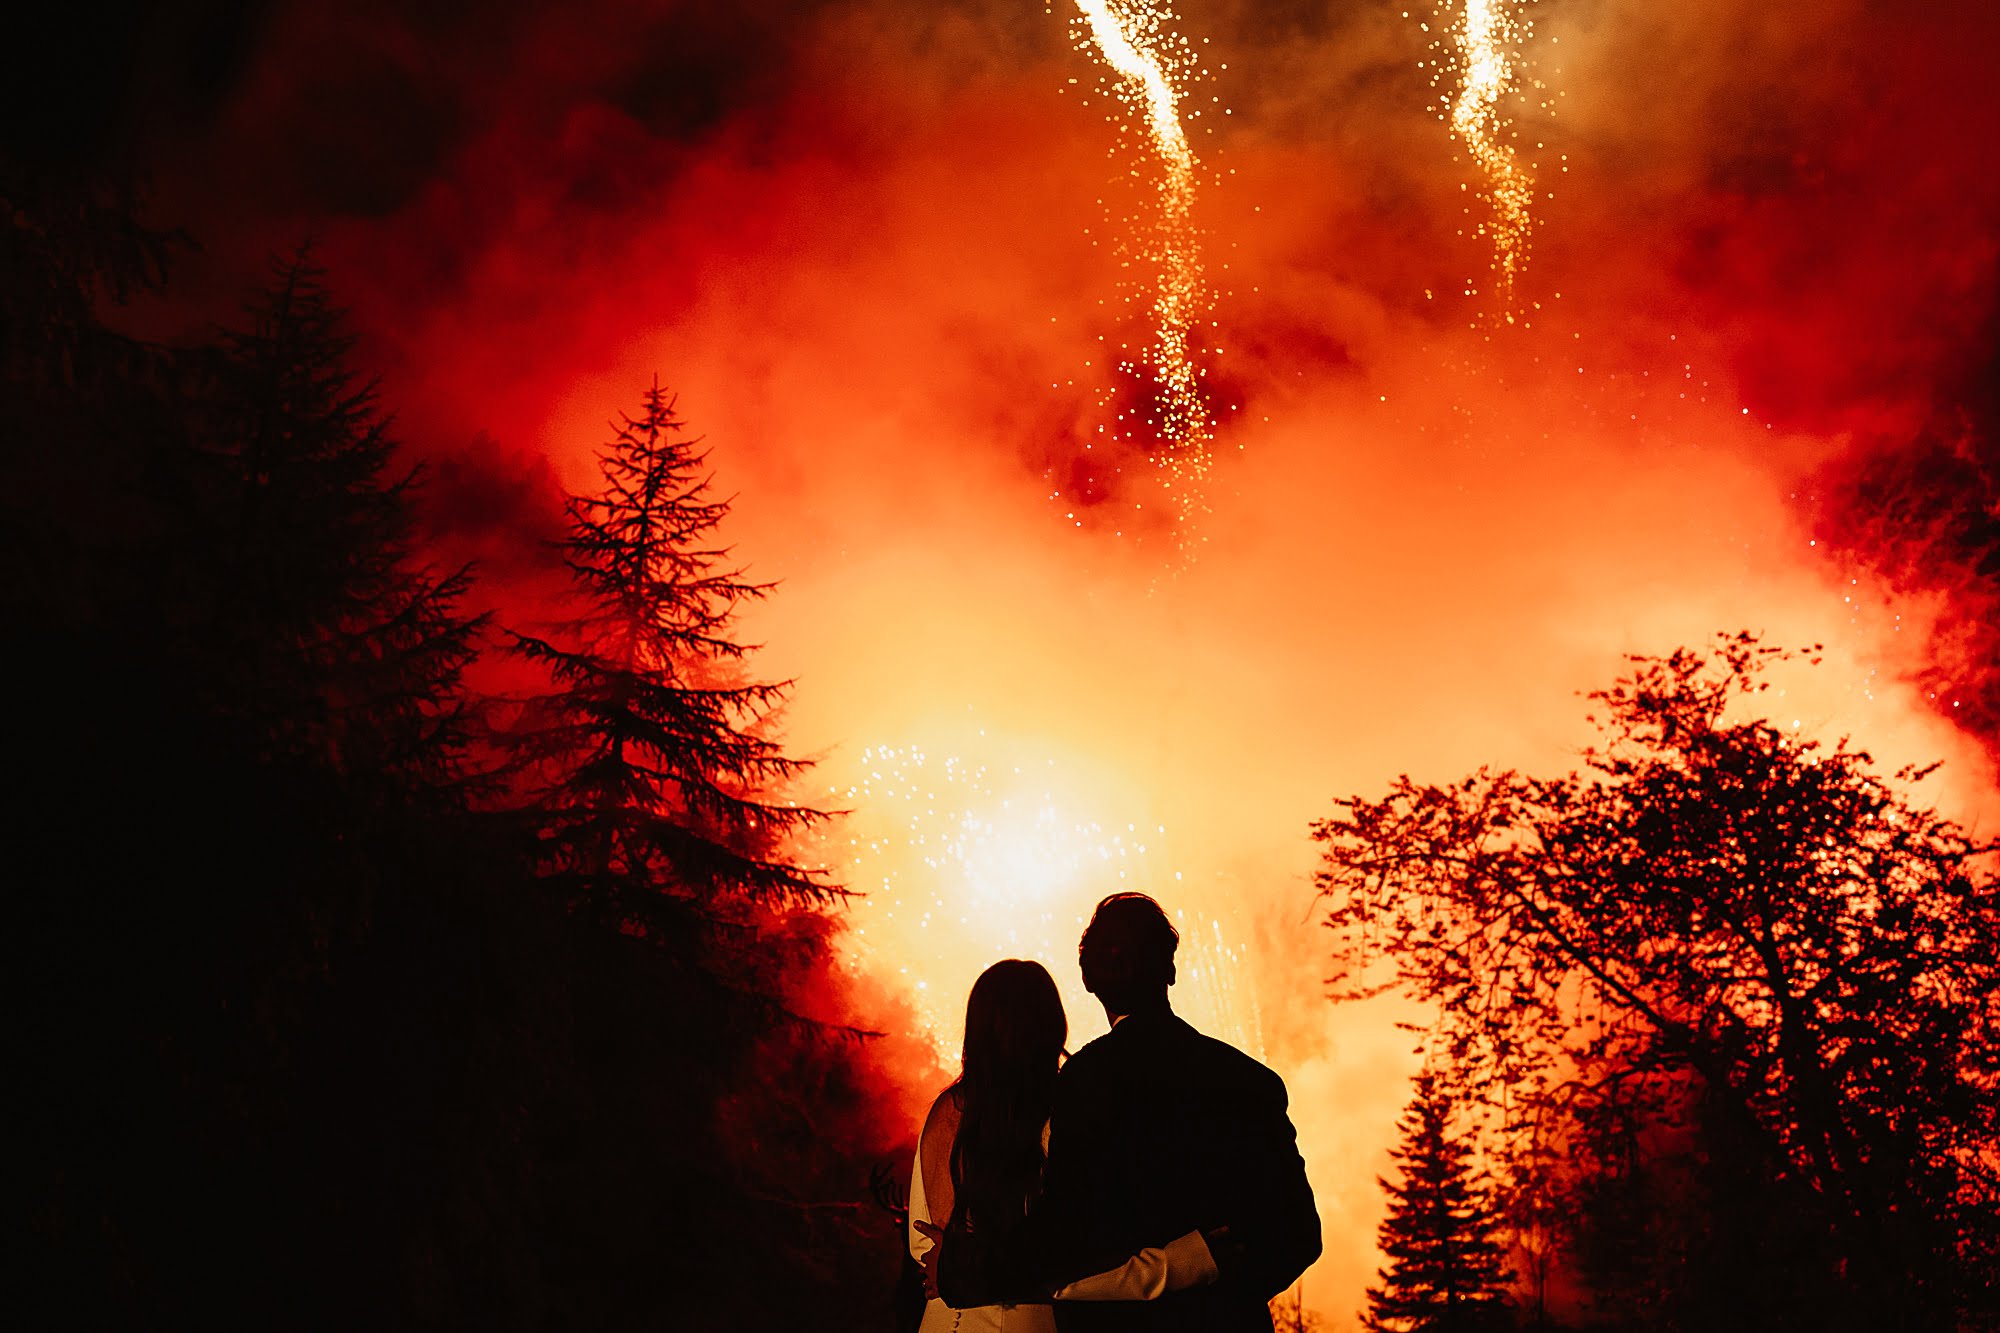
[828,739,1260,1058]
[1065,0,1220,552]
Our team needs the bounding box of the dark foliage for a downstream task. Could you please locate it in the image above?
[1542,1074,1847,1332]
[9,189,903,1329]
[190,249,485,795]
[1316,634,2000,1331]
[0,160,178,390]
[1363,1074,1514,1333]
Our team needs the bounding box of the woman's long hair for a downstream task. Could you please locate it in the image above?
[947,959,1067,1239]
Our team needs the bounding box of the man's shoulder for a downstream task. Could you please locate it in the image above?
[1058,1028,1119,1084]
[1180,1023,1288,1105]
[1063,1014,1287,1103]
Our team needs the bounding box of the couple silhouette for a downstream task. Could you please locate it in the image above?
[908,893,1321,1332]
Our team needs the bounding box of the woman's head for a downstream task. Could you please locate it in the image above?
[948,959,1066,1235]
[961,958,1066,1086]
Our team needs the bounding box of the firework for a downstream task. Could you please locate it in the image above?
[1421,0,1553,325]
[1065,0,1220,552]
[829,738,1259,1059]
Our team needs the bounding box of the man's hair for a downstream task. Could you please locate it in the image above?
[1079,892,1179,1014]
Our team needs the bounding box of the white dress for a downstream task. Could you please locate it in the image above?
[907,1118,1058,1333]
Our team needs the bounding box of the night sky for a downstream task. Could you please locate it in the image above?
[15,1,2000,1322]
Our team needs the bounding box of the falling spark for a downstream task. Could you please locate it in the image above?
[1431,0,1545,324]
[828,739,1259,1058]
[1067,0,1218,551]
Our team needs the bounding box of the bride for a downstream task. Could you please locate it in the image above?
[906,959,1216,1330]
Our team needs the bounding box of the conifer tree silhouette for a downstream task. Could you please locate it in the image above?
[506,378,837,966]
[1364,1074,1514,1333]
[202,248,481,796]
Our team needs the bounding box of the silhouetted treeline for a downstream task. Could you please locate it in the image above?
[1324,636,2000,1333]
[7,172,905,1329]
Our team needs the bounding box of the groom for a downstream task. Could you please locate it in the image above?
[929,892,1321,1331]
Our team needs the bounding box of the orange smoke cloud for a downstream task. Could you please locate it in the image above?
[121,0,2000,1322]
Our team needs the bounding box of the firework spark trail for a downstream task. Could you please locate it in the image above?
[1449,0,1537,321]
[1071,0,1215,547]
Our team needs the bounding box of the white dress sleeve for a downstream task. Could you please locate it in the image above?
[1050,1229,1219,1302]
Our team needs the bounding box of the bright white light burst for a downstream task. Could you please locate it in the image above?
[827,740,1260,1061]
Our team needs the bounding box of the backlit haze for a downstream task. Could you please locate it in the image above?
[137,0,2000,1321]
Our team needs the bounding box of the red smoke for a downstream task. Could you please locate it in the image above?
[115,0,2000,1321]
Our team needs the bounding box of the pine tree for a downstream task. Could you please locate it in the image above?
[505,378,838,967]
[1364,1074,1514,1333]
[198,248,482,796]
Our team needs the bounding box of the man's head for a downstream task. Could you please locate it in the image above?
[1079,892,1178,1018]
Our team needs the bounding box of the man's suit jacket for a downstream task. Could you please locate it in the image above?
[941,1005,1321,1332]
